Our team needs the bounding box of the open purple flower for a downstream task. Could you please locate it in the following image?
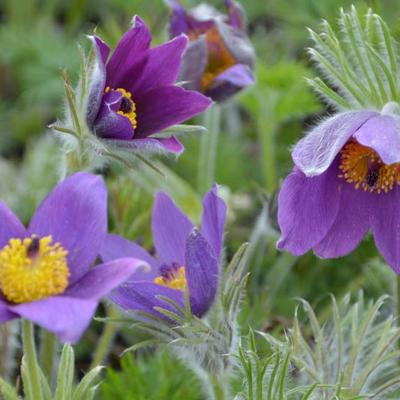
[167,0,255,102]
[100,185,226,320]
[87,16,212,155]
[277,104,400,273]
[0,173,146,343]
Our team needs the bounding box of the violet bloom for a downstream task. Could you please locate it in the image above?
[167,0,255,102]
[101,186,226,319]
[87,16,212,155]
[277,104,400,273]
[0,173,146,343]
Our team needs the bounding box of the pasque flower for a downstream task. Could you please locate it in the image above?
[277,9,400,273]
[100,185,226,319]
[167,0,255,102]
[87,16,212,155]
[0,173,146,342]
[278,105,400,271]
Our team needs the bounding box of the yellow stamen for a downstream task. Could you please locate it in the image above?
[338,140,400,193]
[0,235,69,303]
[104,86,137,129]
[189,27,235,90]
[154,266,187,291]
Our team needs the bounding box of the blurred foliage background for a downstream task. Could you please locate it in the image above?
[1,0,400,398]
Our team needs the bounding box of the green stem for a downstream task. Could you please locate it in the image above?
[22,320,43,399]
[90,305,119,369]
[397,275,400,324]
[257,92,278,194]
[40,330,57,385]
[197,105,222,195]
[208,373,229,400]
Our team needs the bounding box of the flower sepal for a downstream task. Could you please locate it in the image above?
[112,243,249,399]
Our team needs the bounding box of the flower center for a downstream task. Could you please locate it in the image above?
[153,263,187,291]
[106,87,137,129]
[0,235,69,304]
[190,27,235,90]
[338,140,400,193]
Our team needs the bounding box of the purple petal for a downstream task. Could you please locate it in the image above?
[94,36,110,64]
[201,185,226,260]
[292,111,377,176]
[94,90,134,140]
[106,16,152,89]
[10,296,98,343]
[86,36,108,127]
[225,0,245,30]
[178,37,208,91]
[370,187,400,273]
[126,35,189,96]
[277,161,342,256]
[185,230,219,317]
[100,234,159,280]
[206,64,255,102]
[110,281,184,319]
[353,114,400,164]
[65,258,149,299]
[0,298,17,323]
[217,19,254,67]
[135,86,212,137]
[167,0,190,37]
[0,202,26,248]
[28,173,108,285]
[314,183,372,258]
[152,192,193,265]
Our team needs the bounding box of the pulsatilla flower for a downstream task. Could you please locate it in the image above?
[167,0,255,102]
[86,16,212,155]
[101,185,226,319]
[0,173,146,342]
[278,106,400,273]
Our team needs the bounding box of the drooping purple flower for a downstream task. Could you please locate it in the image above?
[167,0,255,102]
[277,104,400,273]
[0,173,147,343]
[87,16,212,155]
[100,185,227,320]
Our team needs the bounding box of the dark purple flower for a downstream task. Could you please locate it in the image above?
[167,0,255,102]
[0,173,147,343]
[101,185,227,320]
[87,16,212,155]
[277,107,400,273]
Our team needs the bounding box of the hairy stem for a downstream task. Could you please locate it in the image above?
[22,320,43,399]
[90,305,120,369]
[40,329,57,385]
[197,105,222,195]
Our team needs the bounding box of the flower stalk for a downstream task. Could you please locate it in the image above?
[197,105,222,194]
[40,330,57,385]
[22,320,43,400]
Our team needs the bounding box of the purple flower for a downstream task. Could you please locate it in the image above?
[87,16,212,155]
[100,185,226,320]
[277,106,400,273]
[167,0,255,102]
[0,173,146,343]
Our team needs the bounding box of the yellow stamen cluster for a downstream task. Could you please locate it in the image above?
[194,27,235,90]
[0,235,69,304]
[338,140,400,193]
[105,86,137,129]
[154,266,187,291]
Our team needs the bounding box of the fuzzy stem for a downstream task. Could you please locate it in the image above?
[22,320,43,399]
[197,105,222,195]
[40,330,57,385]
[397,275,400,325]
[90,305,120,369]
[207,373,230,400]
[257,92,278,194]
